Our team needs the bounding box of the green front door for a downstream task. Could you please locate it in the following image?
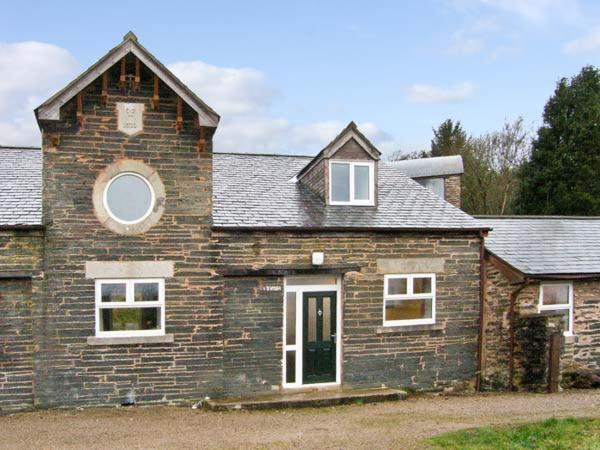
[303,291,337,384]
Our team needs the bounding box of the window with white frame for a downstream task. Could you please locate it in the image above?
[95,279,165,337]
[539,282,573,336]
[329,160,374,205]
[383,274,436,326]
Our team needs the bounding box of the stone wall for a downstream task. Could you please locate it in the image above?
[215,230,482,392]
[445,175,461,209]
[35,56,223,408]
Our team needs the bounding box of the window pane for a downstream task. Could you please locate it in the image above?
[387,278,407,295]
[286,350,296,384]
[413,277,432,294]
[101,307,160,331]
[101,283,126,303]
[331,163,350,202]
[134,282,159,302]
[354,165,370,200]
[105,173,153,223]
[286,292,296,345]
[542,285,570,306]
[385,298,432,321]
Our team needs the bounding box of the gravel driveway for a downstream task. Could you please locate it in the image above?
[2,390,600,449]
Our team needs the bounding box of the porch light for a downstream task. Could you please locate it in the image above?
[312,252,324,266]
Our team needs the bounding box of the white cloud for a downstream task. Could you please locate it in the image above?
[168,60,275,115]
[476,0,580,24]
[0,41,78,146]
[447,36,485,55]
[214,118,398,154]
[407,82,475,103]
[563,29,600,54]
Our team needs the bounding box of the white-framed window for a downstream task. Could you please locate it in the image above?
[95,279,165,337]
[103,172,155,225]
[383,274,436,326]
[539,282,573,336]
[329,160,375,205]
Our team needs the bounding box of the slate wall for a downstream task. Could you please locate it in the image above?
[215,231,482,392]
[0,229,43,412]
[35,57,223,408]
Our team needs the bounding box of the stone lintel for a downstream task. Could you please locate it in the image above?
[85,261,174,279]
[377,257,445,274]
[87,334,174,346]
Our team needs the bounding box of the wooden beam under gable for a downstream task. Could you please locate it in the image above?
[152,75,160,109]
[176,96,183,131]
[76,93,84,127]
[134,57,141,90]
[101,72,108,106]
[119,56,126,90]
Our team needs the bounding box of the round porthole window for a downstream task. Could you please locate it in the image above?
[104,172,155,224]
[93,160,165,235]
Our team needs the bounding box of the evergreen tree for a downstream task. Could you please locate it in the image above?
[514,66,600,215]
[430,119,468,156]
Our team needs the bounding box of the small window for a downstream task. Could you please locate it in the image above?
[539,283,573,336]
[329,161,374,205]
[383,274,436,326]
[95,279,165,337]
[103,172,155,224]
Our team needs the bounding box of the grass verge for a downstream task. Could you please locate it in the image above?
[429,417,600,449]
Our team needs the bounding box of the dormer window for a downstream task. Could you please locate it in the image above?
[329,161,375,206]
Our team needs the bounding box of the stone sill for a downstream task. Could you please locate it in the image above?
[376,323,444,334]
[87,334,174,346]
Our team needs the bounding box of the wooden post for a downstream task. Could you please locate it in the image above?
[197,126,207,152]
[548,332,561,393]
[119,57,127,90]
[101,72,108,106]
[76,93,84,127]
[152,75,160,109]
[176,96,183,131]
[134,57,141,90]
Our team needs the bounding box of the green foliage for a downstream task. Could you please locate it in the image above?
[431,119,468,157]
[429,417,600,449]
[514,66,600,215]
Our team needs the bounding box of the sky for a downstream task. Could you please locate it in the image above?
[0,0,599,156]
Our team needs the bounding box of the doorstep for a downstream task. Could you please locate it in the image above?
[203,387,408,411]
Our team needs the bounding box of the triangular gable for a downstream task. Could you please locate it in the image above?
[297,121,381,179]
[35,31,220,128]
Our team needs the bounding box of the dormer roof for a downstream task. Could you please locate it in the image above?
[35,31,220,128]
[297,121,381,180]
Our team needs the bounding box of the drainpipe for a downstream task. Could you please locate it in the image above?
[475,230,487,392]
[508,280,530,391]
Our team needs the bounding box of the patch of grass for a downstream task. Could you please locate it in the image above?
[429,417,600,449]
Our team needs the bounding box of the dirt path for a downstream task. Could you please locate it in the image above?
[2,390,600,449]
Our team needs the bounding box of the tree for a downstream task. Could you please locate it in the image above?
[386,148,430,161]
[514,66,600,215]
[430,119,468,157]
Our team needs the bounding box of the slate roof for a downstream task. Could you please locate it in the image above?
[478,216,600,276]
[0,146,42,226]
[213,152,484,230]
[392,155,464,178]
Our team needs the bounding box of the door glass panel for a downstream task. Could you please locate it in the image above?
[413,277,432,294]
[101,283,126,302]
[134,282,159,302]
[354,165,370,200]
[331,163,350,202]
[387,278,407,295]
[286,292,296,345]
[322,296,331,341]
[385,298,432,321]
[307,297,317,342]
[286,350,296,384]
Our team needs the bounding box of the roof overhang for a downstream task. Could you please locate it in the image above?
[35,32,220,128]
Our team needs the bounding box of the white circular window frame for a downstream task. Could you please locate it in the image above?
[93,160,165,235]
[103,172,156,225]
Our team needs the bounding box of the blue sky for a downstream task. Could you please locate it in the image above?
[1,0,599,155]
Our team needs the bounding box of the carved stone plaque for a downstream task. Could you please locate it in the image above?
[116,102,144,136]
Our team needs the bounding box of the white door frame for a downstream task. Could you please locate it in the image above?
[282,276,342,388]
